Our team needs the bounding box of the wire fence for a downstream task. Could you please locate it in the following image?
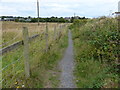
[0,55,23,73]
[1,23,68,88]
[0,79,4,84]
[3,60,24,87]
[0,32,21,47]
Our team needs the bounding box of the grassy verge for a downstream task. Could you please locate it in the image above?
[70,17,119,88]
[2,24,68,88]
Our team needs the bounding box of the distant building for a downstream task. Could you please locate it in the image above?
[74,16,79,19]
[64,17,71,21]
[0,17,5,21]
[18,18,25,21]
[18,18,31,22]
[115,12,120,17]
[25,18,31,22]
[115,1,120,17]
[3,18,15,21]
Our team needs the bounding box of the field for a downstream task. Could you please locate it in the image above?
[69,17,119,88]
[1,21,69,88]
[2,21,60,48]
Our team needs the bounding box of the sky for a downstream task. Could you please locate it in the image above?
[0,0,119,18]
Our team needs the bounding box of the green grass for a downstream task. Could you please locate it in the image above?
[2,24,68,88]
[70,17,119,88]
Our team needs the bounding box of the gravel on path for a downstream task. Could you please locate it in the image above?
[59,30,76,88]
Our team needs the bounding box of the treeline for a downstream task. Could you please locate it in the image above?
[30,16,87,23]
[0,16,88,23]
[31,17,69,23]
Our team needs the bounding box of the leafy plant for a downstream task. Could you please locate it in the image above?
[70,17,119,88]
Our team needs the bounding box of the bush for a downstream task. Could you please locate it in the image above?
[70,18,119,88]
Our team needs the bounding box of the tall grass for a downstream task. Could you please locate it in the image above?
[2,22,60,48]
[2,22,68,88]
[70,17,119,88]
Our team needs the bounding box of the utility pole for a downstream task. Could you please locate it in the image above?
[109,10,112,17]
[74,13,76,19]
[37,0,40,26]
[118,1,120,12]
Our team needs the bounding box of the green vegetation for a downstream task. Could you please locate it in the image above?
[70,17,119,88]
[1,16,87,23]
[2,25,68,88]
[31,17,69,23]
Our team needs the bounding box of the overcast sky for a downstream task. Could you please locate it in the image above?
[0,0,119,18]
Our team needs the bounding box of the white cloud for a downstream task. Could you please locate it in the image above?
[1,0,35,2]
[0,0,119,17]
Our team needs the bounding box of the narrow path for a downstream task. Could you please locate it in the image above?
[59,30,76,88]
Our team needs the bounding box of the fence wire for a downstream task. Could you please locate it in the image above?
[1,24,67,88]
[0,79,4,84]
[3,61,24,88]
[0,32,21,47]
[0,55,23,73]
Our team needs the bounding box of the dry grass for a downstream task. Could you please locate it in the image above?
[1,21,62,47]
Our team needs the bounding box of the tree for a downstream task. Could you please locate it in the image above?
[28,16,31,19]
[70,17,74,23]
[15,19,19,22]
[1,16,5,19]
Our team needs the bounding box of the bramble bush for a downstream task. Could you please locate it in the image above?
[70,17,119,88]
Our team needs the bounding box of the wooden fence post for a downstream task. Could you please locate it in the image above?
[60,24,62,36]
[54,25,56,40]
[45,22,48,52]
[0,21,2,89]
[58,24,61,38]
[23,27,30,78]
[57,23,59,39]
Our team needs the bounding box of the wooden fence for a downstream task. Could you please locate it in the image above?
[0,23,68,88]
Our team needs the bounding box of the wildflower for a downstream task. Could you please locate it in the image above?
[97,49,100,54]
[22,85,25,87]
[82,70,84,72]
[16,86,20,88]
[76,80,79,82]
[112,44,116,47]
[15,81,18,85]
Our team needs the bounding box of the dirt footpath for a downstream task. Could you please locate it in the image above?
[59,30,76,88]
